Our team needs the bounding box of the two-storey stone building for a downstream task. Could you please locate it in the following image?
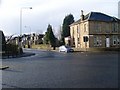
[70,11,120,51]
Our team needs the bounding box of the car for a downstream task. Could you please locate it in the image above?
[59,45,74,53]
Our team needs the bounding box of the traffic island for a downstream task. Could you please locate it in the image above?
[0,66,9,70]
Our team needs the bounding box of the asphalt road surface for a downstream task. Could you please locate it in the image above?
[2,49,119,88]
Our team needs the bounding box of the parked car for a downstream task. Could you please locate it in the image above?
[59,45,74,53]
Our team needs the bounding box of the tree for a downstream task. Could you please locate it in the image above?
[44,24,56,49]
[43,32,49,44]
[61,14,74,45]
[0,30,6,52]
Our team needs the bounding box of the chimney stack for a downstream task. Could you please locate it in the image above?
[81,10,84,21]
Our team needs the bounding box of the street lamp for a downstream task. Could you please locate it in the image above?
[20,7,32,48]
[24,26,32,48]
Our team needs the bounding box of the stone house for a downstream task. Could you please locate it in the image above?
[70,11,120,51]
[31,33,44,45]
[22,33,44,47]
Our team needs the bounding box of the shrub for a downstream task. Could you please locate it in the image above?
[5,44,23,57]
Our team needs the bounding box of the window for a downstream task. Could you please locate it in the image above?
[94,22,102,33]
[72,27,74,35]
[113,35,118,45]
[95,23,98,32]
[112,23,115,32]
[84,24,87,32]
[94,22,101,33]
[99,37,102,46]
[113,41,116,45]
[78,38,80,44]
[115,23,118,32]
[118,36,120,45]
[96,37,99,46]
[94,36,97,46]
[72,27,74,31]
[77,25,80,33]
[73,38,75,45]
[94,36,102,47]
[98,23,101,32]
[105,23,110,33]
[112,23,118,32]
[118,24,120,32]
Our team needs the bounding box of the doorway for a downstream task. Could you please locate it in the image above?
[106,37,110,47]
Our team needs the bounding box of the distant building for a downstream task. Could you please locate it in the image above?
[21,33,44,47]
[70,11,120,51]
[10,37,19,45]
[31,33,44,45]
[7,33,44,48]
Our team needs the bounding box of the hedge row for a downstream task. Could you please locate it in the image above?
[3,44,23,57]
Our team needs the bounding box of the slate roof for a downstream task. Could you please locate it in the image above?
[88,12,120,22]
[70,12,120,26]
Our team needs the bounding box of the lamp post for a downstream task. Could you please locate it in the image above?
[25,26,32,48]
[20,7,32,48]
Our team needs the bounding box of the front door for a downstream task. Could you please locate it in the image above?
[106,38,110,47]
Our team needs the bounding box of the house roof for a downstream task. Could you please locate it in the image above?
[88,12,119,22]
[70,12,120,26]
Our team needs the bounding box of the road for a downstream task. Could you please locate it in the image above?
[2,49,118,88]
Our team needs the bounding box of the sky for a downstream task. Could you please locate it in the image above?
[0,0,119,37]
[118,1,120,19]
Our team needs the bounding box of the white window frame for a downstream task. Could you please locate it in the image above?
[94,36,102,47]
[117,36,120,45]
[94,36,97,46]
[113,35,117,45]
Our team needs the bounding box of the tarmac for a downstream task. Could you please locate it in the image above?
[1,52,35,59]
[0,51,35,70]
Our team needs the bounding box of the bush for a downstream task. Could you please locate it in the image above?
[5,44,23,57]
[0,30,23,57]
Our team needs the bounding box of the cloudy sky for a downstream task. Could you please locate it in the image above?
[0,0,119,36]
